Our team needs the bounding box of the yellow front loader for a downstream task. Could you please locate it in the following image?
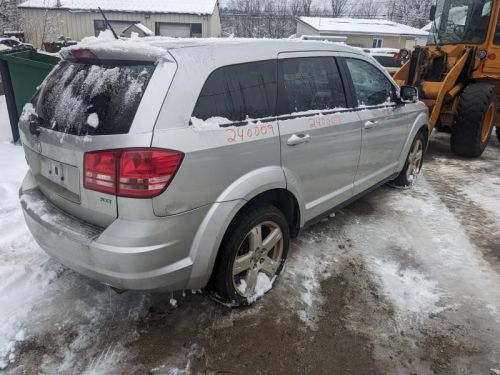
[394,0,500,157]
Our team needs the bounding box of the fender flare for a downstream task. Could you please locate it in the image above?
[186,166,301,289]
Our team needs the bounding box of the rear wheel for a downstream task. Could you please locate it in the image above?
[451,83,496,157]
[209,205,290,306]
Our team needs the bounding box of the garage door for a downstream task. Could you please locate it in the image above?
[158,23,191,38]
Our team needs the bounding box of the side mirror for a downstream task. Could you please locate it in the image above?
[400,86,419,103]
[430,5,436,21]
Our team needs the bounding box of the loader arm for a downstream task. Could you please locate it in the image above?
[427,49,472,131]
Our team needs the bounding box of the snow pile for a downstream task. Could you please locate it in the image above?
[370,259,442,319]
[19,102,37,122]
[281,232,341,330]
[191,116,232,130]
[86,113,99,128]
[249,273,275,304]
[132,23,154,37]
[64,30,169,61]
[0,264,60,369]
[0,98,41,264]
[0,95,50,368]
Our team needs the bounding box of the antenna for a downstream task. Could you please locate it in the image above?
[98,7,119,39]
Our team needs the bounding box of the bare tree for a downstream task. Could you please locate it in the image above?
[301,0,313,16]
[290,0,302,16]
[289,0,313,16]
[330,0,349,17]
[0,0,22,35]
[350,0,380,18]
[222,0,298,38]
[388,0,434,28]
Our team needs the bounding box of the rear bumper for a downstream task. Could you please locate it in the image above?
[20,175,212,291]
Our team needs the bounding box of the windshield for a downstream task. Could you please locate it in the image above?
[428,0,493,45]
[33,60,155,136]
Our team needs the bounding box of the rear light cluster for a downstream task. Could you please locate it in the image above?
[84,149,184,198]
[70,49,99,61]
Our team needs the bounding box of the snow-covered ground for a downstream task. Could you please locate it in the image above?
[1,94,499,373]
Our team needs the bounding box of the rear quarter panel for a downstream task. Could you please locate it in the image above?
[151,47,286,216]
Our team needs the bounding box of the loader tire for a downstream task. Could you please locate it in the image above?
[451,83,496,157]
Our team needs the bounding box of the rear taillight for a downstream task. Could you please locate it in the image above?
[84,149,184,198]
[84,150,117,195]
[71,49,99,61]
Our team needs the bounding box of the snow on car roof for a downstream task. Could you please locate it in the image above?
[299,17,429,37]
[18,0,217,15]
[62,31,364,62]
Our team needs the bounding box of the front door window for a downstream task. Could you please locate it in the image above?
[345,58,395,106]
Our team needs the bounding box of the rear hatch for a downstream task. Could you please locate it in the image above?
[19,53,158,227]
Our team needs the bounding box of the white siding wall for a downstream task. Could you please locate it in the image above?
[20,8,221,48]
[315,32,420,49]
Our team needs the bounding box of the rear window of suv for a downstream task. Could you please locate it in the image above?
[33,60,155,136]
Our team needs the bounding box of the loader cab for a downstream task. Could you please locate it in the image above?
[427,0,493,45]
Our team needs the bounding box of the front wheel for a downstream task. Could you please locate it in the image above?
[451,83,497,157]
[209,205,290,306]
[391,131,426,188]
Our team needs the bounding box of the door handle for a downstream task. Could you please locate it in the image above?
[287,133,311,146]
[364,120,379,129]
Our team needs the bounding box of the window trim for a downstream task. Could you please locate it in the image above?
[339,56,398,109]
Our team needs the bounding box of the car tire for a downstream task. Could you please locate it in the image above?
[391,130,427,188]
[208,205,290,307]
[451,83,496,157]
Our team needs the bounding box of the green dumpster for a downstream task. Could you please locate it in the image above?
[0,49,60,142]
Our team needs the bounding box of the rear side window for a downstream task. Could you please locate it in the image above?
[34,60,155,136]
[345,58,395,107]
[278,57,346,115]
[192,60,277,123]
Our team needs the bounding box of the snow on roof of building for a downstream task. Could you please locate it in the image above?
[18,0,218,15]
[422,22,432,32]
[299,17,429,37]
[124,23,154,36]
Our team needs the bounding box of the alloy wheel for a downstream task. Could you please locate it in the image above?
[232,221,283,298]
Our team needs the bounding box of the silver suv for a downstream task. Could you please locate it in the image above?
[19,39,428,306]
